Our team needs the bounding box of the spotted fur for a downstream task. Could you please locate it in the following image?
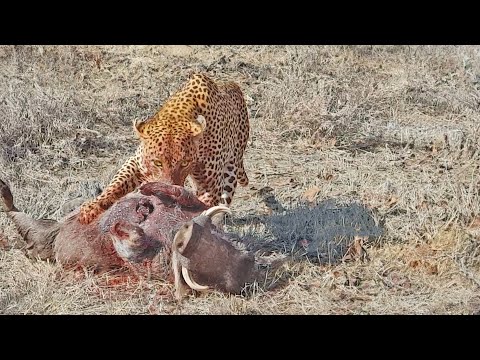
[78,73,249,224]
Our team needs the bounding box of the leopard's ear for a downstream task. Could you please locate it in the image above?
[190,114,206,137]
[133,118,149,139]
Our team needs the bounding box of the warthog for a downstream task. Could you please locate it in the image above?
[0,180,257,299]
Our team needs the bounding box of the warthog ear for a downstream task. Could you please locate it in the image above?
[110,220,132,240]
[190,114,206,137]
[110,220,144,240]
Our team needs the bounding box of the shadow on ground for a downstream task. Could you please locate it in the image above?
[226,196,385,293]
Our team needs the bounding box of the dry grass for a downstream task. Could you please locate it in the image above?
[1,45,480,314]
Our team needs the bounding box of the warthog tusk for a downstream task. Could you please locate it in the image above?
[181,266,209,291]
[201,205,231,218]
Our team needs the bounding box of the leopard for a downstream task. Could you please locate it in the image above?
[78,72,250,225]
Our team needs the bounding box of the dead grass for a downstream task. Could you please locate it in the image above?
[1,45,480,314]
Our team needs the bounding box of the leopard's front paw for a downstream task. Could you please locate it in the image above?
[78,200,104,225]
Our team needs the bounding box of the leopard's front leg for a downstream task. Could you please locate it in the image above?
[78,156,143,224]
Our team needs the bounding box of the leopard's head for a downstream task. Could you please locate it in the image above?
[134,113,206,185]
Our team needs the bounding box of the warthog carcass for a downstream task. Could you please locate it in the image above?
[0,180,257,299]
